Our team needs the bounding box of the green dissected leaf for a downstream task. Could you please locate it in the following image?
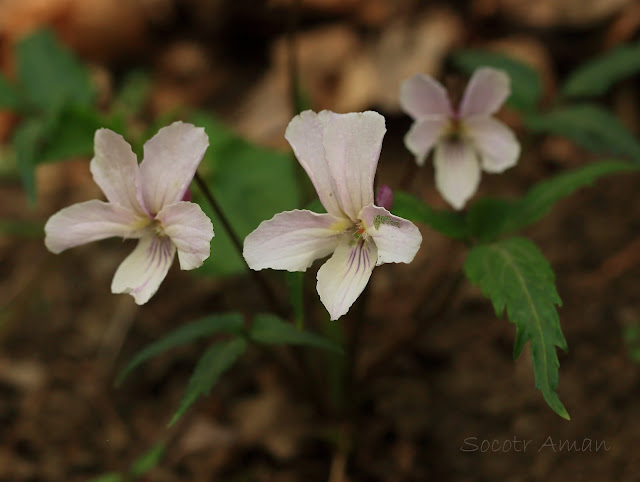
[16,29,94,112]
[130,442,166,477]
[189,112,300,276]
[170,338,247,426]
[450,49,542,112]
[467,160,637,241]
[562,42,640,98]
[464,237,569,419]
[392,190,468,240]
[249,313,343,354]
[0,74,22,110]
[525,104,640,162]
[13,119,47,203]
[117,313,245,385]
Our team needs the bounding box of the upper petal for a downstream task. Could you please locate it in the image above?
[156,201,214,270]
[322,111,386,222]
[243,209,346,272]
[316,237,377,321]
[459,67,510,118]
[433,140,481,210]
[399,74,454,120]
[404,117,449,166]
[359,204,422,266]
[90,129,148,215]
[44,200,148,254]
[139,121,209,214]
[285,111,346,218]
[464,116,521,173]
[111,234,176,305]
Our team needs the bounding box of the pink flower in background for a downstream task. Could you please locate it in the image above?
[243,110,422,321]
[400,67,521,210]
[45,121,214,305]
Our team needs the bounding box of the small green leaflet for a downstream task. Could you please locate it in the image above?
[450,49,542,112]
[466,160,637,241]
[392,190,468,240]
[525,105,640,163]
[88,442,166,482]
[130,442,166,477]
[169,338,247,426]
[562,42,640,98]
[249,314,343,354]
[116,313,245,385]
[464,237,569,419]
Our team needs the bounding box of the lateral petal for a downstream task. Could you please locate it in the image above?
[243,209,346,272]
[433,140,481,210]
[399,74,454,119]
[359,204,422,266]
[111,234,176,305]
[285,111,345,218]
[90,129,147,215]
[404,116,449,166]
[459,67,510,117]
[156,201,214,270]
[44,200,148,254]
[322,111,386,222]
[464,116,521,173]
[139,121,209,214]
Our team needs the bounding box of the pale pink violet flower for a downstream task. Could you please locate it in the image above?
[243,110,422,320]
[44,121,214,305]
[400,67,521,210]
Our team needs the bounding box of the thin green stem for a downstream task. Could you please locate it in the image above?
[193,171,289,319]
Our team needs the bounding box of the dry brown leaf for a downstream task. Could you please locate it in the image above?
[499,0,633,27]
[234,10,462,146]
[230,370,311,460]
[0,0,147,68]
[339,9,463,113]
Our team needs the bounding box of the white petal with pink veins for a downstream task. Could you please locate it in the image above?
[111,234,176,305]
[459,67,510,118]
[322,111,386,222]
[44,200,148,254]
[433,141,481,210]
[90,129,148,215]
[316,237,377,320]
[139,121,209,214]
[156,201,214,270]
[464,116,520,173]
[399,74,454,120]
[359,204,422,265]
[243,209,346,272]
